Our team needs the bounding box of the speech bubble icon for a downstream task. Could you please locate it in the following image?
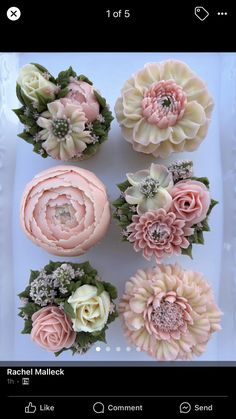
[179,402,191,414]
[93,402,105,414]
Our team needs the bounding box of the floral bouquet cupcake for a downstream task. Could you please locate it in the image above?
[19,261,118,356]
[14,64,113,160]
[113,161,218,262]
[119,264,222,361]
[20,166,110,256]
[115,60,213,158]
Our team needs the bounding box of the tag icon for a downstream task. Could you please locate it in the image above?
[194,6,209,21]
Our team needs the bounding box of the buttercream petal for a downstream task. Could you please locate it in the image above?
[123,88,142,118]
[150,164,173,189]
[125,186,143,205]
[133,118,171,145]
[134,63,161,92]
[126,170,150,186]
[37,117,52,130]
[178,101,206,139]
[137,188,172,214]
[47,101,64,118]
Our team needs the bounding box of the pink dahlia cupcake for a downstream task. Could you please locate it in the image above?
[20,165,110,256]
[115,60,213,158]
[119,264,222,361]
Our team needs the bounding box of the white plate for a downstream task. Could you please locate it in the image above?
[0,52,235,361]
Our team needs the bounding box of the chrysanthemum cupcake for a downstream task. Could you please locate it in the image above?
[113,161,217,262]
[19,261,118,356]
[115,60,213,158]
[20,166,110,256]
[14,64,113,160]
[119,264,222,360]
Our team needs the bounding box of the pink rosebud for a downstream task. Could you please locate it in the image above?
[170,180,211,226]
[66,79,99,122]
[31,306,76,352]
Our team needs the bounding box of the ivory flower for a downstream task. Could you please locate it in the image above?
[115,60,214,158]
[125,163,173,214]
[68,285,110,333]
[17,64,57,103]
[37,99,93,160]
[119,264,222,360]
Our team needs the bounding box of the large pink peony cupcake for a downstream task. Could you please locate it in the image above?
[20,166,110,256]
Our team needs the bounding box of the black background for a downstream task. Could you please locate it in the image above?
[1,366,234,416]
[0,0,235,52]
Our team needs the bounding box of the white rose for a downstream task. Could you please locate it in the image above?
[17,64,57,103]
[68,285,110,333]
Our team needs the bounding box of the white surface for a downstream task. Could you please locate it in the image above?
[1,52,235,361]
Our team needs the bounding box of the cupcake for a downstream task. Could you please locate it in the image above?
[14,64,113,160]
[119,264,222,360]
[20,165,110,256]
[19,261,118,356]
[113,161,218,262]
[115,60,213,158]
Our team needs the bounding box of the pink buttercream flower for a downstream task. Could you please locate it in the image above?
[20,166,110,256]
[127,209,193,262]
[141,80,187,128]
[170,180,211,225]
[66,79,100,122]
[119,264,222,361]
[31,306,76,352]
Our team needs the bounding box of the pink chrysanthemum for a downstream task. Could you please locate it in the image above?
[127,208,193,262]
[119,264,222,361]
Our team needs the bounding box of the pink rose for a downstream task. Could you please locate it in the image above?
[31,306,76,352]
[66,79,99,122]
[170,180,211,225]
[20,166,110,256]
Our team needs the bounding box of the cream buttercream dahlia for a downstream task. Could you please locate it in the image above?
[115,60,214,158]
[119,264,221,360]
[20,166,110,256]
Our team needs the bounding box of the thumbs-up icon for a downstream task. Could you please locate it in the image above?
[25,402,37,414]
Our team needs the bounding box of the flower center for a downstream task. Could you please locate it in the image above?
[151,301,184,332]
[55,205,73,224]
[140,176,159,198]
[141,80,187,128]
[148,222,171,242]
[52,118,70,139]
